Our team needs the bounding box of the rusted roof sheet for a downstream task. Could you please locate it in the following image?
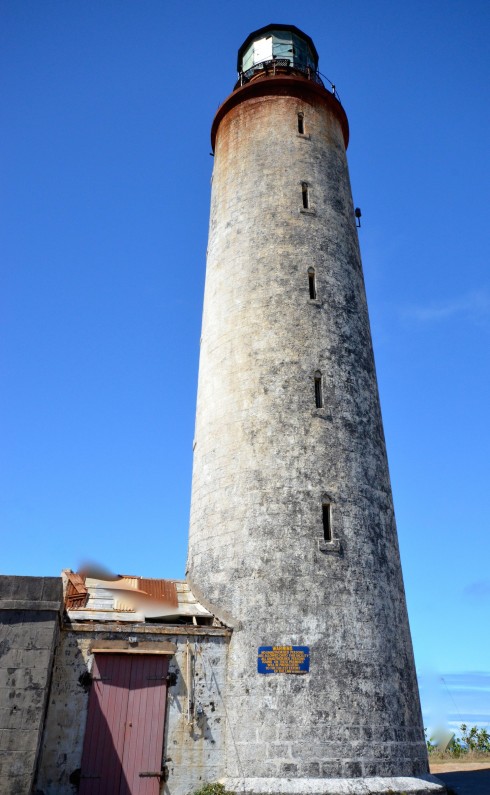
[137,578,178,607]
[64,571,88,609]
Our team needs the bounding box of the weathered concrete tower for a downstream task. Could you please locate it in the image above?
[187,25,442,795]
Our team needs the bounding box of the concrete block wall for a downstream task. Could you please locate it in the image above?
[0,575,62,795]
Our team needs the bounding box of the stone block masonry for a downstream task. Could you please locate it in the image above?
[0,575,62,795]
[188,83,429,783]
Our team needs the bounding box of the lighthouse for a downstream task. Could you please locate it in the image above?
[187,25,442,795]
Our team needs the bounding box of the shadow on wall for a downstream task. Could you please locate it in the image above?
[74,653,170,793]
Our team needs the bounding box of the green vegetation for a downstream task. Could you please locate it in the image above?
[426,723,490,760]
[192,784,234,795]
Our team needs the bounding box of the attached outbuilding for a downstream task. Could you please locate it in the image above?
[25,570,231,795]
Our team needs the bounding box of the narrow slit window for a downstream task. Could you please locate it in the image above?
[314,370,323,408]
[308,268,316,299]
[302,182,309,209]
[297,112,304,134]
[322,504,332,542]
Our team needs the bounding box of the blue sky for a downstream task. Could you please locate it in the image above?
[1,1,489,735]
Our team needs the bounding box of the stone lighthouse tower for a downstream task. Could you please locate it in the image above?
[187,25,441,795]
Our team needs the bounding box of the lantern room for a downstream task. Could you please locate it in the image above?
[236,24,319,84]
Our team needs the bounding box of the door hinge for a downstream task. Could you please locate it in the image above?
[146,671,177,686]
[139,765,169,781]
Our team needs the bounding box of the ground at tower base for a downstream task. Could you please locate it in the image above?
[223,776,445,794]
[430,761,490,795]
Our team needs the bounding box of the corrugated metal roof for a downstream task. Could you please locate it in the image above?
[62,570,213,624]
[137,578,178,607]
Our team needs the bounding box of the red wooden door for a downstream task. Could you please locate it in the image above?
[80,654,169,794]
[121,656,169,795]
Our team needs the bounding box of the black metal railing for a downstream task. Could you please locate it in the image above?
[235,58,341,104]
